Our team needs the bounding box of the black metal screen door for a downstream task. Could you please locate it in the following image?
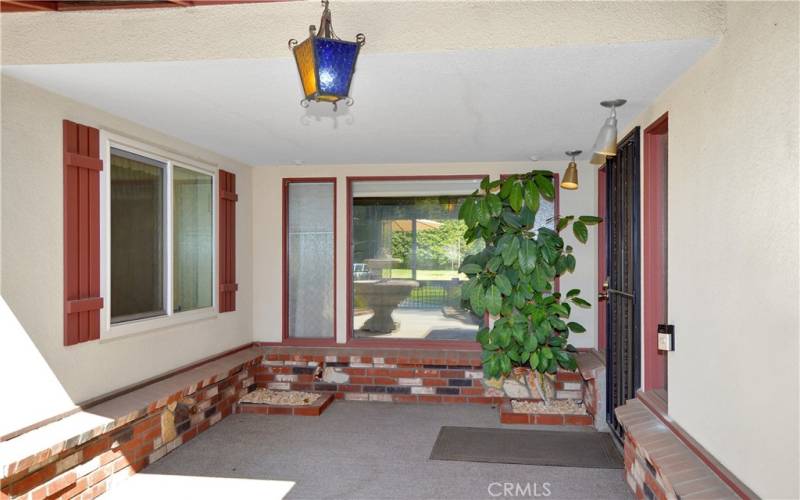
[604,127,641,440]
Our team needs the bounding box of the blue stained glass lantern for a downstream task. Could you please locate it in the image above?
[289,0,365,110]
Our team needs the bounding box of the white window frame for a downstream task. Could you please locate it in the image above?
[99,131,218,340]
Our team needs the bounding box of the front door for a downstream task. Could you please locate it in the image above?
[600,127,642,440]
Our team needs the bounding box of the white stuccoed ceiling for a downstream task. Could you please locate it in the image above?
[2,38,716,166]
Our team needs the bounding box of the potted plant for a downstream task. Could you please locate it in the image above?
[457,171,600,403]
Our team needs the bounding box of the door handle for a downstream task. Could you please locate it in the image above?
[600,277,635,300]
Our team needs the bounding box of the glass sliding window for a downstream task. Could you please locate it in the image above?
[286,181,335,338]
[110,148,165,323]
[351,178,484,341]
[173,166,213,313]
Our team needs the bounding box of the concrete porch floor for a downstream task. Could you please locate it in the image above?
[110,402,631,500]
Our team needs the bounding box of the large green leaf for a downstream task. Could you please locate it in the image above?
[529,352,540,371]
[502,211,522,228]
[459,263,483,275]
[485,285,503,315]
[578,215,603,225]
[572,221,588,243]
[509,182,523,213]
[499,177,514,199]
[469,285,486,315]
[518,239,537,274]
[487,256,502,273]
[523,180,540,215]
[534,174,555,199]
[486,193,503,217]
[494,274,512,295]
[567,322,586,333]
[571,297,591,308]
[566,288,580,298]
[477,199,491,227]
[502,236,520,266]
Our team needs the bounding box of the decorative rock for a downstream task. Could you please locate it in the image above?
[322,367,350,384]
[240,388,320,406]
[502,378,532,398]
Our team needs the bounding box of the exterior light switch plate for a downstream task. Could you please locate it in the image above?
[657,324,675,351]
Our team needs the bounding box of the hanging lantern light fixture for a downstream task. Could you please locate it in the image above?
[288,0,365,111]
[561,150,581,190]
[590,99,626,165]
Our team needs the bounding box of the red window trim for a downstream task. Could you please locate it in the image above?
[282,177,339,346]
[344,175,487,350]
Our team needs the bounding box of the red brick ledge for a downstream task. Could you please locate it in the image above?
[615,398,747,499]
[0,348,262,482]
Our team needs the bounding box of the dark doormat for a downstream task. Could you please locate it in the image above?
[430,426,623,469]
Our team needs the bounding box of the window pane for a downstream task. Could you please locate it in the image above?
[352,186,484,340]
[110,148,164,323]
[287,182,335,338]
[173,166,213,313]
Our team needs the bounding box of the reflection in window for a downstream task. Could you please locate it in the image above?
[173,166,213,313]
[351,179,484,340]
[110,148,165,323]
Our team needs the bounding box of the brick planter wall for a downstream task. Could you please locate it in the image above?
[0,355,260,500]
[255,346,582,404]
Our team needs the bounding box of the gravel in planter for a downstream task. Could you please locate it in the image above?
[511,399,587,415]
[240,388,320,406]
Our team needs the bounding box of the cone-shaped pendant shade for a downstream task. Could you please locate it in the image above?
[592,115,618,157]
[590,153,606,165]
[561,161,579,190]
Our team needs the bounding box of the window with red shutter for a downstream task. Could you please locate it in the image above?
[218,170,238,312]
[63,120,104,345]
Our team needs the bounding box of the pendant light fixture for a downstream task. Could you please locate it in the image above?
[288,0,365,111]
[561,150,581,190]
[590,99,626,165]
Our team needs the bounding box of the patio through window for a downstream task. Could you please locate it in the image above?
[351,178,484,341]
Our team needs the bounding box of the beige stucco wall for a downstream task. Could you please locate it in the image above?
[0,75,254,404]
[252,162,600,349]
[620,2,799,497]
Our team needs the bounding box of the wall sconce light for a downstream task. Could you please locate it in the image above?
[561,150,581,190]
[288,0,365,111]
[590,99,626,165]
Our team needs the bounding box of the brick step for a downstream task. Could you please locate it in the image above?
[498,400,594,426]
[235,392,334,417]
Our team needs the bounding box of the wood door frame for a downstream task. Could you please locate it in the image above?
[643,112,669,393]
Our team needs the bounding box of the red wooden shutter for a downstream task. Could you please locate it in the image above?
[63,120,104,345]
[219,170,238,312]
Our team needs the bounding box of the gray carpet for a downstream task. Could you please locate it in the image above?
[430,426,623,469]
[126,402,632,500]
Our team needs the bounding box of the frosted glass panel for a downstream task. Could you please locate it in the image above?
[288,182,335,338]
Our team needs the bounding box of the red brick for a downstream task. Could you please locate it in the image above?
[98,449,122,466]
[268,407,292,415]
[556,371,582,382]
[535,414,565,425]
[440,370,464,378]
[293,406,321,416]
[7,463,57,496]
[86,464,112,487]
[422,378,446,386]
[338,384,361,392]
[467,397,494,404]
[342,368,365,376]
[500,412,531,424]
[417,395,442,403]
[350,376,373,385]
[415,369,439,377]
[46,471,77,496]
[392,395,418,403]
[461,387,484,396]
[564,414,594,426]
[372,377,397,385]
[81,436,111,461]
